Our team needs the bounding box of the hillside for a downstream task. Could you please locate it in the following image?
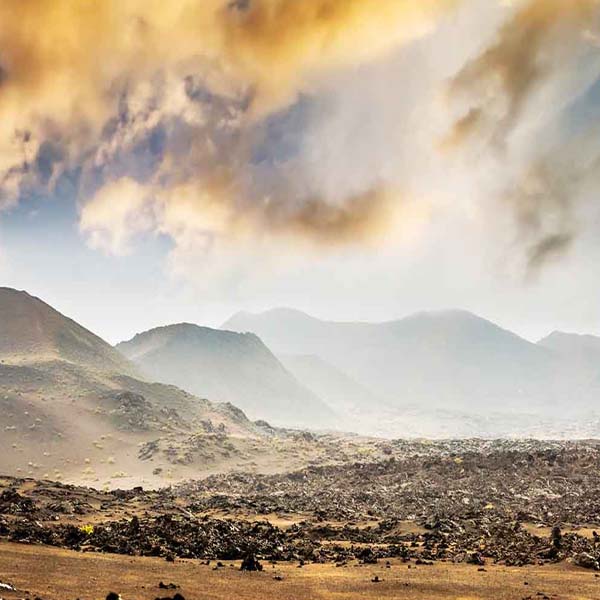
[117,324,335,428]
[0,288,276,487]
[279,353,388,418]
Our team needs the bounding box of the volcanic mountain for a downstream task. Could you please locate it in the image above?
[117,323,335,428]
[0,288,266,487]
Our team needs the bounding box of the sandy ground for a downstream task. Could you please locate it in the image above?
[1,541,600,600]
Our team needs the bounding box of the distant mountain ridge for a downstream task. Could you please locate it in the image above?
[223,307,599,420]
[539,330,600,363]
[4,286,600,445]
[538,331,600,383]
[117,323,335,428]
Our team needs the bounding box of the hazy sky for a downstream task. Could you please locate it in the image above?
[1,0,600,344]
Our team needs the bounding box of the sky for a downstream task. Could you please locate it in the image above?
[1,0,600,344]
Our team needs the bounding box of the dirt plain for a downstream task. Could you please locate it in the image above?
[1,541,600,600]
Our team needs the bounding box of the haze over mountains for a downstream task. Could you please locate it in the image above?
[279,353,386,418]
[117,324,334,428]
[539,332,600,380]
[224,308,600,436]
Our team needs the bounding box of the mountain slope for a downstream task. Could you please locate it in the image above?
[0,288,268,487]
[0,287,134,375]
[224,308,576,414]
[279,353,387,416]
[117,324,335,428]
[538,331,600,385]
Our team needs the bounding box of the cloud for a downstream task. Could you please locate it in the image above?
[439,0,600,273]
[80,177,156,255]
[500,111,600,273]
[504,161,578,272]
[0,0,467,284]
[445,0,600,148]
[81,174,402,257]
[2,0,600,283]
[0,0,457,206]
[219,0,461,110]
[260,187,397,243]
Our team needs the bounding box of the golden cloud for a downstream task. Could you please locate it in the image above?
[3,0,597,269]
[80,174,404,257]
[219,0,461,111]
[0,0,458,158]
[0,0,460,247]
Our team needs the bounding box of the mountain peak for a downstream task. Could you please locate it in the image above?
[0,286,33,297]
[223,307,319,331]
[540,330,600,343]
[0,287,134,374]
[119,322,262,349]
[399,308,488,324]
[118,321,335,428]
[539,330,600,354]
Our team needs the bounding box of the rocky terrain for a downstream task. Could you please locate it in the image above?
[2,440,600,572]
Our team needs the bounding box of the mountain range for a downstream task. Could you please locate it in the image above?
[3,286,600,474]
[224,308,600,434]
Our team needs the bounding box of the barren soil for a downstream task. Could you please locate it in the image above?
[2,541,600,600]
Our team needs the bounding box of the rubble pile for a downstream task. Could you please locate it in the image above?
[7,515,303,561]
[179,441,600,525]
